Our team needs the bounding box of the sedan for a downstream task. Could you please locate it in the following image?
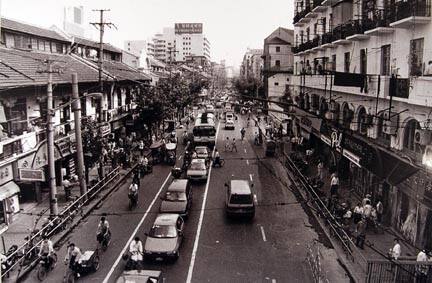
[116,270,162,283]
[187,159,208,181]
[225,120,235,130]
[194,146,210,159]
[144,214,184,261]
[160,179,192,217]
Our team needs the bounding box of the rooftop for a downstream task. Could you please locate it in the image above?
[1,17,69,42]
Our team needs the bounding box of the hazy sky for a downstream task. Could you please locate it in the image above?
[1,0,294,67]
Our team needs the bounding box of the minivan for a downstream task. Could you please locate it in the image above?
[225,180,255,219]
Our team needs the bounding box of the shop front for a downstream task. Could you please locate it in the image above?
[0,162,21,229]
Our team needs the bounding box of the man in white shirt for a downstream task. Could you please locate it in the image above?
[390,238,401,260]
[129,236,143,262]
[330,173,339,196]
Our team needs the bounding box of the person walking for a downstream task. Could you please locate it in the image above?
[317,160,324,181]
[355,218,367,249]
[416,250,429,282]
[231,138,238,152]
[240,128,246,141]
[389,238,401,260]
[224,137,230,152]
[353,203,363,224]
[330,173,339,197]
[138,140,145,156]
[376,199,384,224]
[362,194,372,206]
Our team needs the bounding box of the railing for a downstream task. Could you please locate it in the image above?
[306,239,330,283]
[1,166,122,278]
[312,0,324,8]
[293,6,311,24]
[363,9,392,31]
[366,259,432,282]
[321,32,335,45]
[394,0,431,22]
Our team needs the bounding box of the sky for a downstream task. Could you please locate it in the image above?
[0,0,294,67]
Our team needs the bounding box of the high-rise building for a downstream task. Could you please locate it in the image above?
[240,48,263,81]
[124,40,147,56]
[63,5,85,37]
[174,23,210,67]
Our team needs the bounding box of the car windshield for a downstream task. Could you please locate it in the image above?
[149,225,177,238]
[230,194,253,204]
[196,148,207,154]
[164,191,187,201]
[190,161,206,170]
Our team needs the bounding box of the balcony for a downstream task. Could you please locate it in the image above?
[321,32,336,49]
[312,0,327,12]
[332,23,352,45]
[345,20,371,41]
[293,6,312,24]
[390,0,431,28]
[321,0,337,5]
[364,10,394,35]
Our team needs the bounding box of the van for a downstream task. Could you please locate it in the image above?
[225,180,255,219]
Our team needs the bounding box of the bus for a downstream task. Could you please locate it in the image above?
[193,113,216,148]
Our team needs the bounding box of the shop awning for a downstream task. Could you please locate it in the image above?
[0,181,20,200]
[376,148,419,187]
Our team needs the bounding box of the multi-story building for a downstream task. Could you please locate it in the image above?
[124,40,147,57]
[240,48,263,81]
[291,0,432,248]
[0,17,149,230]
[262,27,294,126]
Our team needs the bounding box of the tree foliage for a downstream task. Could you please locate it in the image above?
[81,117,103,167]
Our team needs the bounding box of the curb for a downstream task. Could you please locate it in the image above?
[14,165,136,282]
[279,155,360,283]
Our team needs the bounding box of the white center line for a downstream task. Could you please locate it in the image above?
[249,174,253,181]
[246,159,249,165]
[254,194,258,204]
[102,172,172,283]
[186,121,221,283]
[260,225,267,242]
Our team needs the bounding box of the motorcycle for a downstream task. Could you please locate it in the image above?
[97,231,111,252]
[37,253,58,281]
[63,250,100,283]
[123,251,142,270]
[1,245,19,275]
[128,192,138,210]
[212,157,225,168]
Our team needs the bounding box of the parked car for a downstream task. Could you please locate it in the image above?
[144,214,184,261]
[116,270,163,283]
[187,159,209,181]
[225,180,255,219]
[225,120,235,130]
[160,179,192,217]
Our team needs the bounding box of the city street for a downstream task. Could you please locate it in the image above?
[20,117,344,283]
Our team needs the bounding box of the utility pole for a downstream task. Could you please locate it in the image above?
[71,73,87,198]
[91,9,116,122]
[37,60,61,217]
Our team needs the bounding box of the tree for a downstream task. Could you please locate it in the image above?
[81,117,103,183]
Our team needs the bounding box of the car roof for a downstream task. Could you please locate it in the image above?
[154,214,179,226]
[195,146,208,151]
[230,180,252,194]
[117,270,162,282]
[168,179,189,192]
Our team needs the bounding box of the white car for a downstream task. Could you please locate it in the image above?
[186,159,208,181]
[225,120,235,130]
[194,146,210,159]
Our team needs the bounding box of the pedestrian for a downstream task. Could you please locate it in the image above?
[240,127,246,141]
[224,137,230,152]
[231,138,237,152]
[362,193,371,206]
[376,199,384,224]
[317,160,324,181]
[255,119,258,127]
[62,176,72,201]
[389,238,401,260]
[355,218,367,249]
[353,202,363,224]
[330,173,339,196]
[416,249,429,282]
[139,140,145,156]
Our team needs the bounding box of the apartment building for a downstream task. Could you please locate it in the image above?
[291,0,432,248]
[240,48,263,81]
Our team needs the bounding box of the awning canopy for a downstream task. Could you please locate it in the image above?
[0,181,20,200]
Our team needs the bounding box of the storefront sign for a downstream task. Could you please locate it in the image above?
[320,134,331,146]
[343,135,375,167]
[111,120,123,130]
[125,119,134,126]
[32,141,62,169]
[293,108,322,134]
[330,131,343,151]
[0,164,13,185]
[17,153,35,168]
[175,23,203,34]
[18,168,45,182]
[342,149,361,167]
[99,123,111,137]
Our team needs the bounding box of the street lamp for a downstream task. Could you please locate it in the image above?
[47,73,102,215]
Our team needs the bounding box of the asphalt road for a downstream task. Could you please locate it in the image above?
[26,115,338,283]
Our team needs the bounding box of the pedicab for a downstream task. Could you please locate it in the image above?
[165,142,177,166]
[150,141,165,164]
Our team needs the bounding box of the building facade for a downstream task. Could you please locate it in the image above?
[240,48,263,81]
[291,0,432,249]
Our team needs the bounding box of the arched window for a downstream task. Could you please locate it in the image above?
[403,119,421,152]
[357,107,368,135]
[319,98,328,116]
[342,104,353,129]
[304,94,310,111]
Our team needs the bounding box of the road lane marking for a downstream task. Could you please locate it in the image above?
[178,155,182,160]
[186,121,221,283]
[254,194,258,204]
[246,159,249,165]
[102,172,172,283]
[249,174,253,181]
[260,226,267,242]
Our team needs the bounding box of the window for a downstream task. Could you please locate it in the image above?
[381,44,391,75]
[44,41,51,52]
[331,54,336,72]
[275,60,281,67]
[306,27,310,41]
[344,52,350,73]
[274,82,279,86]
[410,38,424,76]
[38,40,45,51]
[360,49,367,75]
[314,23,318,36]
[276,46,280,52]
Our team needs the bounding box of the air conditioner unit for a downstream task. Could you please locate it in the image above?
[415,129,432,146]
[325,111,337,121]
[362,114,373,127]
[382,111,399,135]
[422,145,432,167]
[329,101,338,112]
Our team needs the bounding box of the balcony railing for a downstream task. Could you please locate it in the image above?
[321,32,335,44]
[362,9,392,31]
[394,0,431,21]
[293,6,311,24]
[313,0,324,8]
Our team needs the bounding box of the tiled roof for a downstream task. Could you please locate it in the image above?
[102,60,151,82]
[72,36,123,54]
[1,17,69,42]
[0,47,109,89]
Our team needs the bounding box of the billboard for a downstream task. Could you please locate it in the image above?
[175,23,203,34]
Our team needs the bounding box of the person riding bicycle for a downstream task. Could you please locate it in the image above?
[38,236,54,268]
[129,236,143,263]
[64,243,82,277]
[96,216,110,245]
[129,182,139,200]
[214,149,221,166]
[240,128,246,140]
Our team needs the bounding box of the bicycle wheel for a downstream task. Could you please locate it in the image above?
[37,265,47,281]
[63,270,75,283]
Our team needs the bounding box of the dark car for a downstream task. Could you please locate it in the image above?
[160,179,192,217]
[144,214,184,261]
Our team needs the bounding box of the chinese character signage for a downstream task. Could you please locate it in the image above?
[175,23,203,34]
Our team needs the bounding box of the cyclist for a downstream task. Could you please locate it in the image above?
[96,216,110,245]
[213,149,221,166]
[129,182,139,205]
[38,236,55,268]
[64,243,82,277]
[129,236,143,264]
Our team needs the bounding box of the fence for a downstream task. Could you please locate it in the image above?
[366,259,432,283]
[1,166,121,279]
[306,240,330,283]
